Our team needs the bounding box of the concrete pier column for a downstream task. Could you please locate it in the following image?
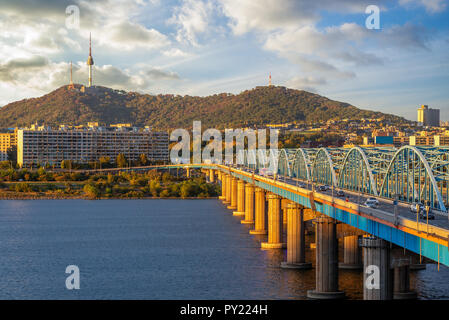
[261,194,285,249]
[224,175,231,204]
[307,216,345,299]
[233,180,246,216]
[209,169,215,183]
[339,235,362,270]
[281,199,289,225]
[250,188,267,235]
[281,202,312,269]
[361,236,393,300]
[241,184,255,224]
[393,266,417,300]
[227,177,238,210]
[218,172,226,200]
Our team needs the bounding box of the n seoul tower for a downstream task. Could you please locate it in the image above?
[86,33,94,87]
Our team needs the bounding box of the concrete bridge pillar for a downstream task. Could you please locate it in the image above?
[281,202,312,269]
[361,236,393,300]
[233,180,246,216]
[241,184,255,224]
[339,235,362,270]
[307,216,345,299]
[218,172,226,201]
[227,177,238,210]
[393,266,417,300]
[262,194,285,249]
[224,174,232,204]
[209,169,215,183]
[281,199,289,225]
[250,188,267,235]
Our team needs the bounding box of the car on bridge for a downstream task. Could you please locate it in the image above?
[364,198,379,209]
[336,190,345,197]
[317,185,327,192]
[410,202,435,220]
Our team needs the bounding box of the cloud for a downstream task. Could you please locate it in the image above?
[163,48,190,57]
[145,68,180,80]
[218,0,391,34]
[103,21,170,50]
[0,56,49,82]
[399,0,447,13]
[169,0,214,46]
[286,76,327,93]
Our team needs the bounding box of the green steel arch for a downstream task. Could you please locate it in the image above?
[338,147,378,196]
[379,146,446,211]
[291,148,312,180]
[277,149,290,177]
[311,148,338,187]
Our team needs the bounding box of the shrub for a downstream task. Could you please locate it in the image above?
[83,184,99,199]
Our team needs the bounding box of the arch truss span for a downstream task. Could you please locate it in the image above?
[291,148,311,181]
[379,146,447,212]
[338,147,378,196]
[311,148,339,187]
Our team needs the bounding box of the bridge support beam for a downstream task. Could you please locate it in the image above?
[241,184,255,224]
[307,216,345,299]
[361,236,393,300]
[410,255,427,271]
[233,180,245,216]
[393,266,417,300]
[218,172,226,200]
[250,188,267,235]
[209,169,215,183]
[339,235,362,270]
[224,174,231,205]
[281,199,289,225]
[227,177,238,210]
[281,202,311,269]
[262,194,285,249]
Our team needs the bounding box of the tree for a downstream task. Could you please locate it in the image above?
[139,154,148,166]
[116,153,127,168]
[83,184,99,199]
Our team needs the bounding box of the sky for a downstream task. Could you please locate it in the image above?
[0,0,448,121]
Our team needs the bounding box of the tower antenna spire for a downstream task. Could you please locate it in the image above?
[68,61,75,90]
[87,32,94,87]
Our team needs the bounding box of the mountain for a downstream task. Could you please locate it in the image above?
[0,85,407,129]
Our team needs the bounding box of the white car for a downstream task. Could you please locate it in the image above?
[364,198,378,209]
[367,197,379,205]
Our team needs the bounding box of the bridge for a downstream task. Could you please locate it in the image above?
[64,145,449,299]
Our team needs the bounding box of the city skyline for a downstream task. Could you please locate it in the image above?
[0,0,448,122]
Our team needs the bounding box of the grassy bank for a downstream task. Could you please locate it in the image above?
[0,168,220,200]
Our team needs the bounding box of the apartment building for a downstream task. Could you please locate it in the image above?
[0,131,17,161]
[17,126,169,167]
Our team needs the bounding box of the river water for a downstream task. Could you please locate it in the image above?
[0,199,448,299]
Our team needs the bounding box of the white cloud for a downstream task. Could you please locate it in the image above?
[399,0,447,13]
[218,0,391,34]
[168,0,214,46]
[162,48,190,57]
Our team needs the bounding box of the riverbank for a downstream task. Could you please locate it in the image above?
[0,168,220,199]
[0,192,218,200]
